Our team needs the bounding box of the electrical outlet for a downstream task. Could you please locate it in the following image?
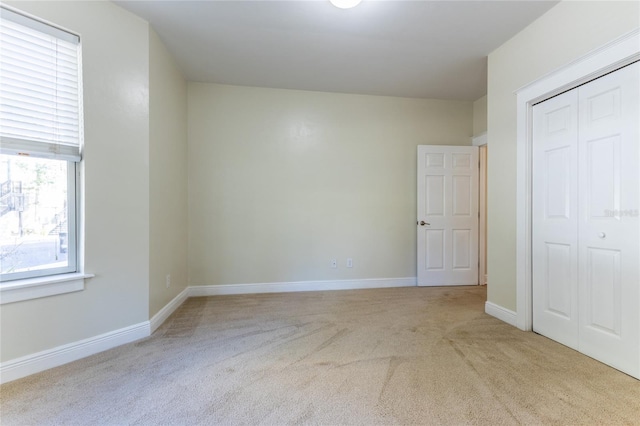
[165,274,171,288]
[347,258,353,268]
[330,259,337,269]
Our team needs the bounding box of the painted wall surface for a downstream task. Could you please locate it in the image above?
[0,1,150,362]
[149,28,188,318]
[473,95,487,136]
[188,84,472,286]
[487,1,639,311]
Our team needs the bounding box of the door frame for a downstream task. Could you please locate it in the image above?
[473,135,488,286]
[515,29,640,331]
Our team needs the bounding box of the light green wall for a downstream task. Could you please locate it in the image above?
[1,1,150,362]
[149,28,188,318]
[473,95,487,136]
[487,0,640,311]
[188,83,473,286]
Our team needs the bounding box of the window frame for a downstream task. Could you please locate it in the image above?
[0,158,78,282]
[0,5,91,303]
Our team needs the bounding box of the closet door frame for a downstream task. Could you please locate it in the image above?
[514,29,640,332]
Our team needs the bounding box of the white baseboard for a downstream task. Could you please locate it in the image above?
[150,287,189,334]
[0,322,150,384]
[189,277,417,297]
[485,301,517,327]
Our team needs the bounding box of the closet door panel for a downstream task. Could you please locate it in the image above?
[578,62,639,378]
[533,62,639,379]
[532,89,579,349]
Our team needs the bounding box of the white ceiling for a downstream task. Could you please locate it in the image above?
[115,0,559,100]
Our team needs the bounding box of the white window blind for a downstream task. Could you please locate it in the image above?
[0,7,82,161]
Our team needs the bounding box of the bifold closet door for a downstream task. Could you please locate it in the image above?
[533,62,639,378]
[577,62,639,377]
[532,88,580,350]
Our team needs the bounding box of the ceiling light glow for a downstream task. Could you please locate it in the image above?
[330,0,363,9]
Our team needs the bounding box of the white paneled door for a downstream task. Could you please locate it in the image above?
[417,146,479,286]
[533,62,639,378]
[532,89,580,349]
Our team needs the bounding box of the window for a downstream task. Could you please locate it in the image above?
[0,6,82,285]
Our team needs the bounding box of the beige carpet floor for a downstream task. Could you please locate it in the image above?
[1,286,639,425]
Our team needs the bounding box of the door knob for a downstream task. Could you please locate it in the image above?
[598,232,606,239]
[418,221,430,226]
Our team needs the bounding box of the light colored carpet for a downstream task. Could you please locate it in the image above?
[1,286,639,425]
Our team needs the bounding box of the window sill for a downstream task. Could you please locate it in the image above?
[0,273,94,305]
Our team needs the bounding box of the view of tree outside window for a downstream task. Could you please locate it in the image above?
[0,154,69,275]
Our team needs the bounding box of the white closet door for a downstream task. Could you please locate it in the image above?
[533,62,640,379]
[532,89,580,350]
[577,62,639,377]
